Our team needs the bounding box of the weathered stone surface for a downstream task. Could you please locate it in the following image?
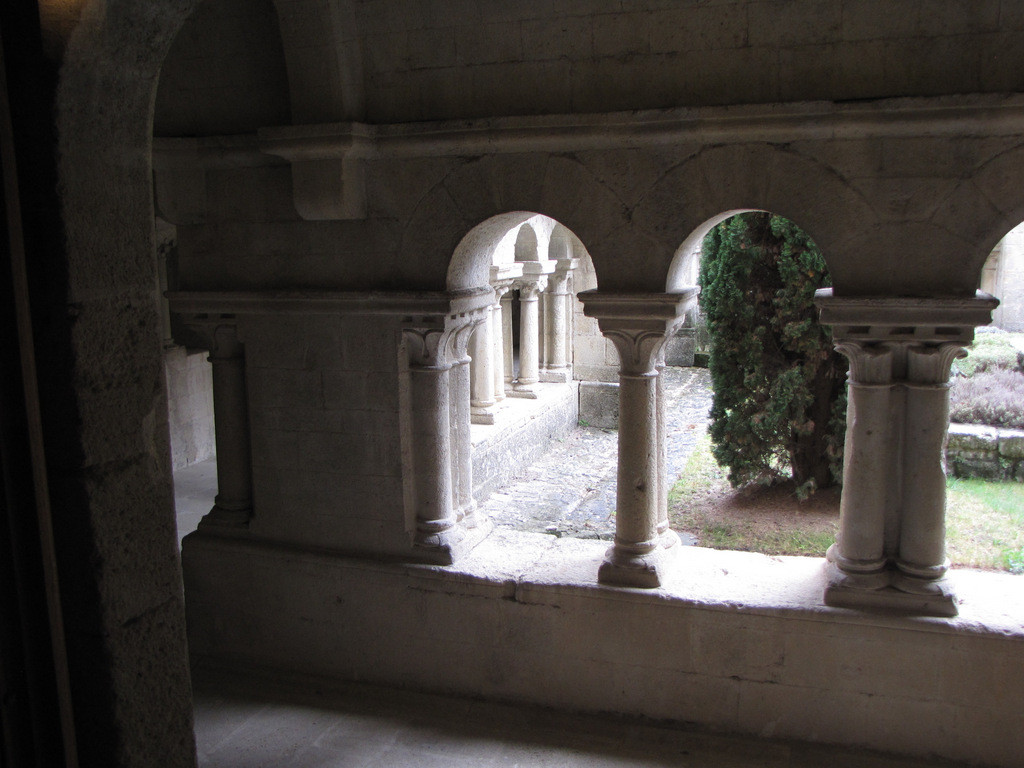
[947,423,1000,451]
[579,381,619,429]
[998,429,1024,459]
[951,457,1004,481]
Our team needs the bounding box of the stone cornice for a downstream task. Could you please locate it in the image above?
[167,288,494,320]
[815,289,1000,344]
[153,93,1024,173]
[578,290,700,329]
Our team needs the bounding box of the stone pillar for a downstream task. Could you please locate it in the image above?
[501,291,515,389]
[448,323,480,527]
[403,326,462,562]
[655,348,679,549]
[895,344,966,594]
[514,277,546,396]
[399,289,492,563]
[469,308,496,425]
[491,283,513,402]
[827,341,896,590]
[816,290,999,616]
[540,258,578,383]
[202,323,252,529]
[580,291,697,588]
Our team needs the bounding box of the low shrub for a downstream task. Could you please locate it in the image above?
[949,368,1024,429]
[953,333,1022,376]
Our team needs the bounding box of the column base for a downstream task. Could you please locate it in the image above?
[823,559,958,617]
[198,504,251,530]
[410,517,492,566]
[598,543,676,589]
[470,407,496,425]
[539,368,571,383]
[510,385,539,399]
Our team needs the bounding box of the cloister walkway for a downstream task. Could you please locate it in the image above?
[172,367,714,547]
[481,367,712,541]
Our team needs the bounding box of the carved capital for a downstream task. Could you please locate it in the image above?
[402,326,449,369]
[604,328,675,376]
[834,341,894,385]
[402,289,492,368]
[516,277,547,300]
[491,279,516,304]
[906,342,967,385]
[578,290,698,376]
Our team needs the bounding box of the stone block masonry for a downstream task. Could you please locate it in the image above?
[947,423,1024,481]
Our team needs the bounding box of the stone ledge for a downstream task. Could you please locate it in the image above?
[947,422,1024,481]
[183,527,1024,767]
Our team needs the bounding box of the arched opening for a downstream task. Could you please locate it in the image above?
[943,222,1024,572]
[450,214,606,510]
[666,210,847,557]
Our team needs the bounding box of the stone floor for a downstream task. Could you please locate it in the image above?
[191,667,962,768]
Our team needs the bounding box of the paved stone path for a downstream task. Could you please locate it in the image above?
[482,367,713,541]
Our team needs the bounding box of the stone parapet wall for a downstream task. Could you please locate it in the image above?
[946,423,1024,481]
[183,532,1024,768]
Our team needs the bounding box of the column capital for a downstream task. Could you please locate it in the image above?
[174,313,243,356]
[401,288,493,368]
[490,262,524,285]
[548,258,580,294]
[515,276,548,300]
[491,278,517,302]
[814,289,999,345]
[579,290,699,375]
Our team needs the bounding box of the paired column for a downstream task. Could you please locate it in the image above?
[449,324,479,527]
[468,307,496,425]
[580,291,697,588]
[514,276,547,396]
[400,288,492,564]
[491,281,514,403]
[540,258,578,383]
[816,290,998,616]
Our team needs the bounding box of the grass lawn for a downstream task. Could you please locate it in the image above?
[669,435,1024,573]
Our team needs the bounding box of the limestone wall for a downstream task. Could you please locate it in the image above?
[241,314,408,556]
[947,423,1024,481]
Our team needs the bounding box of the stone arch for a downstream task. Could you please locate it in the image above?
[56,0,204,764]
[633,143,874,294]
[405,154,631,292]
[934,141,1024,295]
[514,222,541,262]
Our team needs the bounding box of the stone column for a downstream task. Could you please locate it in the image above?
[501,291,515,390]
[655,348,679,549]
[895,344,966,595]
[403,326,463,562]
[540,258,578,383]
[580,291,697,588]
[201,323,253,530]
[514,276,546,397]
[827,341,897,590]
[815,290,998,616]
[448,322,481,527]
[491,282,514,402]
[469,308,496,425]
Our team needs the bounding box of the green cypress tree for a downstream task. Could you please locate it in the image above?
[697,212,847,496]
